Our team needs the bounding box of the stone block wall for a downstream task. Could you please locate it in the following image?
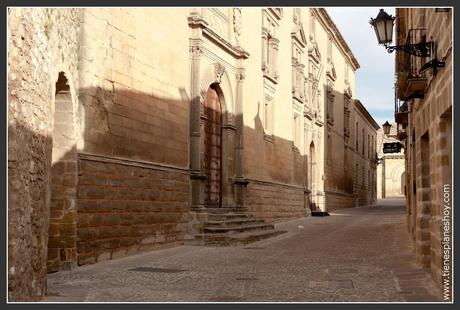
[399,8,452,288]
[246,180,306,223]
[76,157,190,265]
[77,9,190,167]
[324,192,357,211]
[325,98,378,210]
[244,124,307,221]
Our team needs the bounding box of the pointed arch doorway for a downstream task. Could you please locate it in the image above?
[203,86,223,208]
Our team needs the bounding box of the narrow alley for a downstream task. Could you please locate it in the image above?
[45,199,441,302]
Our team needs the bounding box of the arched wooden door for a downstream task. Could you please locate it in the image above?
[203,87,222,208]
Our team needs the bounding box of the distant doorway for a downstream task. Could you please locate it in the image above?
[309,142,317,210]
[203,86,222,208]
[401,172,406,196]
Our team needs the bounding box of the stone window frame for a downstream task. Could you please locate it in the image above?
[368,169,371,191]
[293,8,301,24]
[291,29,306,103]
[368,133,371,159]
[327,35,333,63]
[309,11,316,41]
[327,131,333,161]
[355,122,359,151]
[263,92,275,141]
[344,61,349,85]
[293,111,302,151]
[343,91,352,139]
[326,82,335,125]
[262,9,281,84]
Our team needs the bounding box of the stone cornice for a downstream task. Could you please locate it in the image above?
[314,8,360,71]
[188,13,249,60]
[78,152,190,175]
[354,99,380,130]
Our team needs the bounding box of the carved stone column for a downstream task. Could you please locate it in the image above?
[234,65,249,209]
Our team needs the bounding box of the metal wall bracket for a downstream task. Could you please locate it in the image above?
[384,41,432,58]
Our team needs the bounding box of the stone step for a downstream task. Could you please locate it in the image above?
[203,223,274,234]
[192,229,287,246]
[204,207,245,214]
[205,218,265,228]
[208,213,253,221]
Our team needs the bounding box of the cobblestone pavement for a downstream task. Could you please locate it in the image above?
[45,199,443,302]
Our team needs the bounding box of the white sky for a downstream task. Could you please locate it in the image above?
[327,7,396,127]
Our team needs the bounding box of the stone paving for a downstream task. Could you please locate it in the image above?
[44,199,443,302]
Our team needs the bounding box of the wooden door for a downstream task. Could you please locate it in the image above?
[203,87,222,207]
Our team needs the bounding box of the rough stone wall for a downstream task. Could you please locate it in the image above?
[8,8,81,301]
[76,157,189,265]
[246,181,306,222]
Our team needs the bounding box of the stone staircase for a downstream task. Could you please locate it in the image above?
[192,208,287,246]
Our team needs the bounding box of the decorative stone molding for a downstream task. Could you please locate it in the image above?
[235,67,246,81]
[214,62,226,84]
[326,61,337,81]
[233,8,242,46]
[291,23,307,48]
[188,11,249,60]
[344,84,353,98]
[267,8,283,20]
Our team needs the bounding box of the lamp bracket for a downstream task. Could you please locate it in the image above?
[384,41,433,58]
[419,59,445,74]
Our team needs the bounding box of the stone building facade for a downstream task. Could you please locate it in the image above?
[376,123,405,199]
[8,8,378,301]
[324,96,379,210]
[394,8,452,292]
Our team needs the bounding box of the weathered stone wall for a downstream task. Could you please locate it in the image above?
[76,157,189,265]
[397,8,452,288]
[70,8,192,267]
[325,98,378,210]
[77,8,190,166]
[324,193,356,211]
[246,180,306,222]
[8,8,81,301]
[244,124,306,220]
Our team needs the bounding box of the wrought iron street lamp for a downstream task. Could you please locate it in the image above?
[382,121,391,135]
[369,9,432,58]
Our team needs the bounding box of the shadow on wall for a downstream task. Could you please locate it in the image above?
[8,72,191,300]
[321,85,378,208]
[8,72,376,301]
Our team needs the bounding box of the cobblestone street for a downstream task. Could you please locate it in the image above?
[45,199,442,302]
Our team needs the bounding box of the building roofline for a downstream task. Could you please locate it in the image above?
[354,99,380,130]
[314,8,360,71]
